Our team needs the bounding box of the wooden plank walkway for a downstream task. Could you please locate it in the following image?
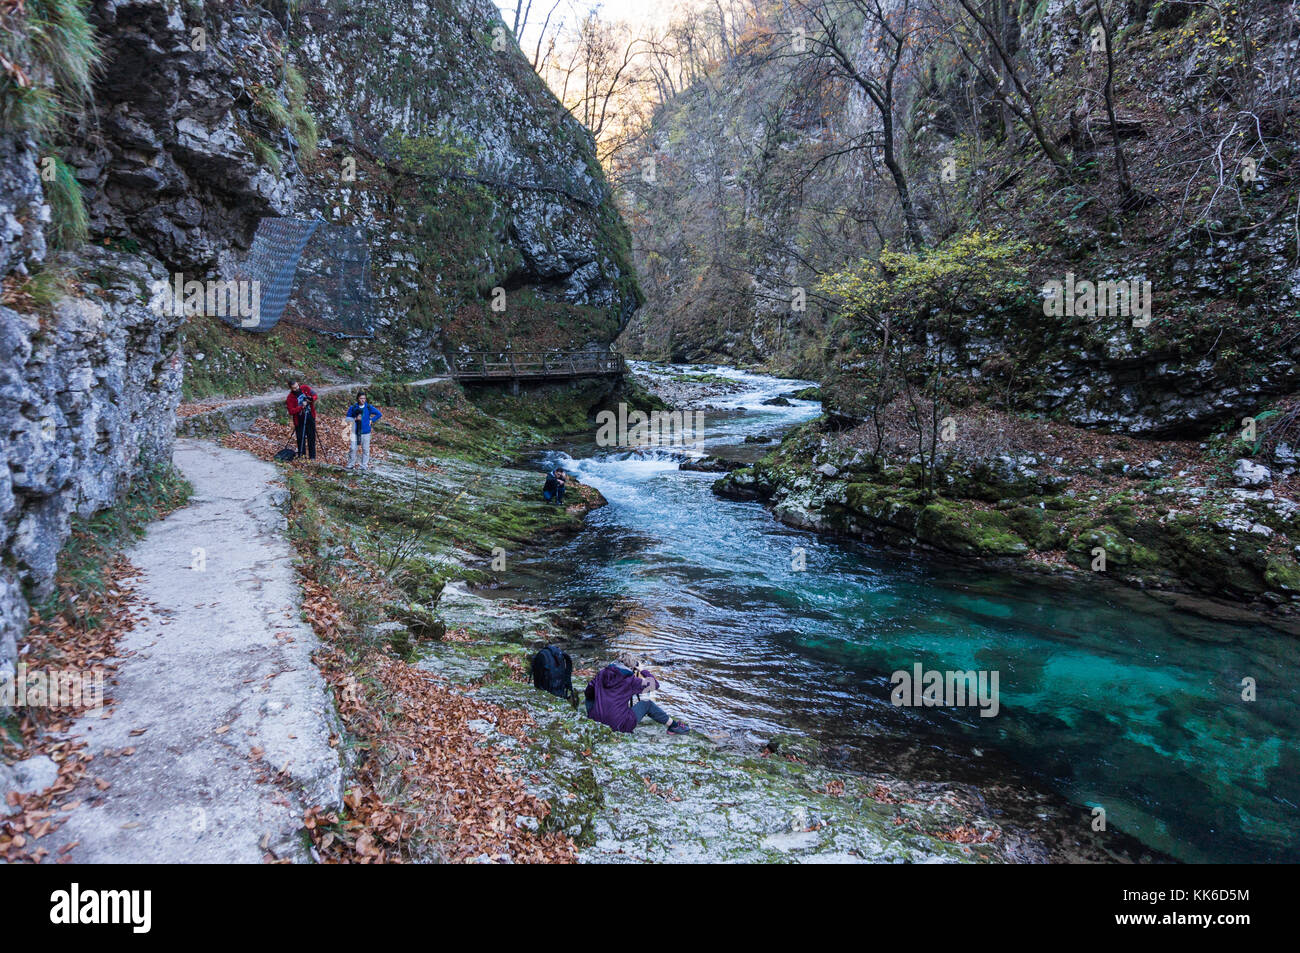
[449,350,626,382]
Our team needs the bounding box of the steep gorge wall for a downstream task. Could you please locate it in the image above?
[288,0,640,368]
[620,0,1299,437]
[1,142,184,691]
[2,0,640,695]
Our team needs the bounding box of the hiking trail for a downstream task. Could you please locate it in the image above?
[54,439,342,863]
[180,376,450,417]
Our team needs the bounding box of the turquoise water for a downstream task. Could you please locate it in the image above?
[506,366,1300,862]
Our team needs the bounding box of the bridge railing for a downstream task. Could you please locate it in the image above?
[450,350,626,380]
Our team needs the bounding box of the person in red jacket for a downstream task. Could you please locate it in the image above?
[286,380,318,460]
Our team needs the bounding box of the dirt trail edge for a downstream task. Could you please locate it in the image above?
[56,439,343,863]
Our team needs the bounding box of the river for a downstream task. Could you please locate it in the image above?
[496,364,1300,863]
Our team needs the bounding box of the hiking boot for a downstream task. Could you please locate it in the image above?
[667,721,690,734]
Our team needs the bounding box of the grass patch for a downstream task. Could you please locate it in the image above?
[43,154,87,249]
[182,315,361,401]
[0,0,100,135]
[1,265,74,318]
[285,65,317,160]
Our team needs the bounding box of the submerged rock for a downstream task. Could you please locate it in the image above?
[679,456,742,473]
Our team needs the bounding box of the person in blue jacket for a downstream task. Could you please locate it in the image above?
[346,391,382,471]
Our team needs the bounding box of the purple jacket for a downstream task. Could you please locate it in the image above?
[587,664,657,733]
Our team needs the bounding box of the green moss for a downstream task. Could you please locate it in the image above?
[1264,556,1300,594]
[670,372,735,385]
[1063,522,1160,572]
[315,471,587,564]
[466,378,621,439]
[295,386,610,575]
[1005,505,1062,550]
[916,500,1029,556]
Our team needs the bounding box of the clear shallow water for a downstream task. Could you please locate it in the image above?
[506,365,1300,863]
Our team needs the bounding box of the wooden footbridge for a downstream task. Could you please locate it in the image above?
[449,350,627,383]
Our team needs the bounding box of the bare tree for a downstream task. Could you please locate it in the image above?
[797,0,927,248]
[940,0,1073,175]
[1090,0,1140,209]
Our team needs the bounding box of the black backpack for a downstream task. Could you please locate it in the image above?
[530,645,574,700]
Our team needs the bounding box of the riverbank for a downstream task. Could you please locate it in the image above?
[427,589,1023,863]
[714,405,1300,630]
[266,376,1038,862]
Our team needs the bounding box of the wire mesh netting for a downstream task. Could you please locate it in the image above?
[227,217,374,338]
[286,222,373,338]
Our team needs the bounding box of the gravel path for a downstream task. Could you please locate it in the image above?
[54,439,343,863]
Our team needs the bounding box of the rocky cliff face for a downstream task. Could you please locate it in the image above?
[2,0,640,696]
[1,0,186,688]
[620,0,1298,437]
[287,0,639,367]
[0,243,184,694]
[68,0,298,277]
[68,0,638,364]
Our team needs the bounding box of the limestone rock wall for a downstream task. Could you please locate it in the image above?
[1,237,183,692]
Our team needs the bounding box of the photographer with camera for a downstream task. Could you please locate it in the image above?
[286,380,318,461]
[584,652,690,735]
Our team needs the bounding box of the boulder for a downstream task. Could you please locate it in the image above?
[1232,458,1272,488]
[0,755,60,815]
[679,456,741,473]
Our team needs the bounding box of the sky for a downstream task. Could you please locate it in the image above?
[493,0,683,41]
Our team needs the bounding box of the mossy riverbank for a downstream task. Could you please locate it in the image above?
[423,589,1015,864]
[714,414,1300,630]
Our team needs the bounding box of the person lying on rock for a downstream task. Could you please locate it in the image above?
[584,653,690,735]
[286,380,318,460]
[542,466,566,505]
[345,390,383,471]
